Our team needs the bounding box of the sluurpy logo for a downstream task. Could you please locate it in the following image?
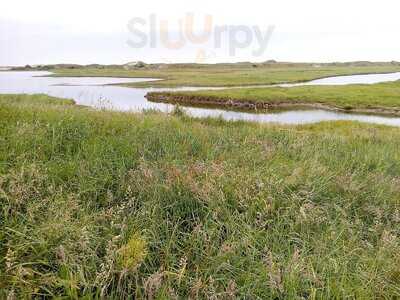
[127,13,275,62]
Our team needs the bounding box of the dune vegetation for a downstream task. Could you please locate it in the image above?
[1,94,400,298]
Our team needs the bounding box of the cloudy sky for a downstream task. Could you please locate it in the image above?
[1,0,400,65]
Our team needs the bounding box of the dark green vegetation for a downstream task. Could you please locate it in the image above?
[147,81,400,114]
[21,61,400,88]
[1,94,400,298]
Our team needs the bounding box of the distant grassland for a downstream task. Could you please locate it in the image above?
[147,80,400,114]
[49,62,400,87]
[1,94,400,298]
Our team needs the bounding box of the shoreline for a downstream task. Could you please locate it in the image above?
[41,70,400,88]
[145,92,400,117]
[5,68,400,88]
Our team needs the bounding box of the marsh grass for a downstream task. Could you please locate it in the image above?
[1,94,400,298]
[51,63,400,88]
[150,80,400,111]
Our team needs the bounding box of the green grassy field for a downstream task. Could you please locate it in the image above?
[49,62,400,88]
[1,94,400,298]
[147,80,400,113]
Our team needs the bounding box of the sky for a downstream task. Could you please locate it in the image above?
[1,0,400,65]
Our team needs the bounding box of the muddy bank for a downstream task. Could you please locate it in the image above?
[145,92,400,116]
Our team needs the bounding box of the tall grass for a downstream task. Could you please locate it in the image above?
[1,94,400,298]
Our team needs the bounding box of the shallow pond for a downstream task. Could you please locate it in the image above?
[279,71,400,87]
[0,71,400,127]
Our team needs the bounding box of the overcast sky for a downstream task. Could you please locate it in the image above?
[1,0,400,65]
